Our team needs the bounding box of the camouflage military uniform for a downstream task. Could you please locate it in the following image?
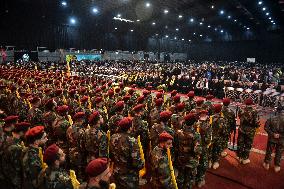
[84,126,108,163]
[28,107,44,126]
[110,132,144,189]
[132,115,149,151]
[221,106,236,151]
[150,107,163,127]
[264,114,284,166]
[175,125,202,189]
[53,116,70,156]
[171,112,184,132]
[185,99,196,113]
[38,167,73,189]
[108,114,123,135]
[18,99,29,121]
[43,110,57,144]
[2,137,25,189]
[0,129,13,183]
[22,146,43,189]
[196,119,212,183]
[96,107,109,133]
[210,114,227,163]
[150,145,175,189]
[66,123,86,180]
[150,123,175,150]
[237,107,259,160]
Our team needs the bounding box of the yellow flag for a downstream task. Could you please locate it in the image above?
[138,135,146,177]
[166,148,178,189]
[67,115,73,126]
[107,130,111,158]
[70,170,80,189]
[38,147,48,170]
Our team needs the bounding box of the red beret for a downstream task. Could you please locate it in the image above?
[118,117,133,130]
[68,89,76,96]
[25,126,45,138]
[200,110,208,115]
[95,97,103,104]
[128,88,134,95]
[171,90,177,97]
[43,144,59,165]
[160,111,172,122]
[108,90,114,97]
[86,158,108,177]
[70,85,77,90]
[4,115,19,124]
[44,88,52,94]
[88,111,100,124]
[184,113,196,122]
[80,87,87,94]
[115,101,125,112]
[81,96,89,103]
[156,92,163,99]
[74,112,85,120]
[213,104,223,113]
[143,90,150,96]
[57,105,69,114]
[137,96,145,103]
[95,88,102,93]
[155,98,164,107]
[114,88,120,93]
[101,85,106,90]
[196,98,204,106]
[132,104,145,113]
[14,122,31,132]
[187,91,195,98]
[157,89,164,93]
[55,89,63,96]
[30,96,41,104]
[123,95,131,102]
[223,98,231,106]
[107,80,113,86]
[245,98,254,106]
[173,95,181,103]
[206,95,214,100]
[159,131,173,142]
[176,103,185,112]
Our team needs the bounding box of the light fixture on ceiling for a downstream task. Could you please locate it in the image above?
[61,1,67,6]
[152,22,156,25]
[211,5,214,9]
[182,38,184,41]
[220,10,224,15]
[178,15,183,18]
[258,1,263,5]
[117,14,121,17]
[190,18,194,22]
[130,29,134,32]
[262,7,266,11]
[164,9,169,14]
[145,2,151,7]
[92,7,99,14]
[165,35,169,38]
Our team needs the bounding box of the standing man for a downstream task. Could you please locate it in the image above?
[23,126,48,189]
[109,117,144,189]
[263,108,284,172]
[150,131,175,189]
[237,98,259,164]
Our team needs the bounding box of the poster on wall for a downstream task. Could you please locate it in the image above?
[66,54,102,63]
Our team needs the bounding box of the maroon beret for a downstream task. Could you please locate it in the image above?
[57,105,69,114]
[156,92,163,99]
[223,98,231,106]
[245,98,254,106]
[160,111,172,122]
[159,131,173,142]
[187,91,195,98]
[73,112,85,120]
[118,117,133,130]
[86,158,108,177]
[14,122,31,132]
[115,101,125,112]
[4,115,19,124]
[155,98,164,107]
[25,126,45,138]
[213,103,223,113]
[132,104,144,113]
[43,144,59,165]
[88,111,100,124]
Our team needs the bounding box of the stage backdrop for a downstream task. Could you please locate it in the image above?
[66,54,102,63]
[14,51,38,62]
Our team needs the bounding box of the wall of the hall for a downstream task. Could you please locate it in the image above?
[187,34,284,63]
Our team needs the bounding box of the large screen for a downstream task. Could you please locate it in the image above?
[66,54,102,62]
[14,51,38,62]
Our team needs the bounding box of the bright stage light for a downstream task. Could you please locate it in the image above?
[61,1,67,6]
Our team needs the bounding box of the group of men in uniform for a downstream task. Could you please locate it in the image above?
[0,64,283,189]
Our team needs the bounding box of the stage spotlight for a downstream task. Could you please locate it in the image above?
[117,14,121,18]
[61,1,67,6]
[247,27,250,30]
[165,35,169,38]
[228,15,231,19]
[164,9,169,14]
[176,28,179,31]
[136,19,140,22]
[211,5,214,9]
[178,15,183,19]
[115,27,118,30]
[200,34,203,37]
[130,29,134,32]
[262,7,266,11]
[208,25,211,28]
[190,18,194,22]
[258,1,263,5]
[152,22,156,25]
[220,10,224,15]
[220,30,224,33]
[266,12,269,16]
[234,19,237,22]
[146,2,151,7]
[92,7,99,14]
[269,17,271,20]
[70,17,76,25]
[188,39,191,42]
[182,38,184,41]
[199,22,203,25]
[174,37,177,40]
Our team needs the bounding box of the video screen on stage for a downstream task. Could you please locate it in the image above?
[66,54,102,62]
[14,51,38,62]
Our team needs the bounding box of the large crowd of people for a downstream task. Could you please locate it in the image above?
[0,60,284,189]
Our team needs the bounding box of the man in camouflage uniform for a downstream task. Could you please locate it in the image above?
[38,144,73,189]
[52,105,71,158]
[196,110,212,188]
[175,113,202,189]
[150,111,175,149]
[94,97,109,132]
[210,103,227,169]
[108,101,124,135]
[185,91,196,113]
[171,103,185,132]
[263,108,284,172]
[190,99,205,115]
[109,117,144,189]
[237,98,259,164]
[2,122,30,189]
[150,98,164,127]
[203,95,214,115]
[28,96,44,126]
[150,131,175,189]
[42,99,57,145]
[23,126,48,189]
[66,112,87,181]
[221,98,236,157]
[84,111,108,163]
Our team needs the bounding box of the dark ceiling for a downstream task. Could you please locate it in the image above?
[1,0,284,43]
